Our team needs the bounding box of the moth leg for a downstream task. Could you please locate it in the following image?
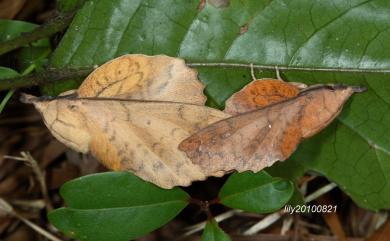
[275,65,282,80]
[274,65,308,89]
[250,63,257,81]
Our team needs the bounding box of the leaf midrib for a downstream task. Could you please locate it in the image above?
[64,199,187,211]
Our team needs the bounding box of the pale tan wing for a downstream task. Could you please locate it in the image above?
[180,86,356,175]
[77,54,206,104]
[80,99,230,189]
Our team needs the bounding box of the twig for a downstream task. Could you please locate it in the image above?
[293,214,300,241]
[281,215,293,235]
[1,61,390,91]
[0,198,62,241]
[0,12,75,56]
[0,67,93,91]
[181,209,242,237]
[4,152,53,211]
[10,199,46,210]
[304,182,337,203]
[243,211,283,235]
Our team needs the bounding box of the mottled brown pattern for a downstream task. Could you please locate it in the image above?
[280,119,302,158]
[24,53,364,189]
[225,79,300,115]
[24,54,230,188]
[27,96,229,189]
[78,54,206,105]
[180,85,358,174]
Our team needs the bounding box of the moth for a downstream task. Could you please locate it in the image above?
[23,54,365,189]
[179,83,365,175]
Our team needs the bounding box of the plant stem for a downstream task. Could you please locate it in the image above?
[187,62,390,74]
[0,12,75,56]
[0,63,37,114]
[1,62,390,91]
[0,89,14,113]
[0,67,93,90]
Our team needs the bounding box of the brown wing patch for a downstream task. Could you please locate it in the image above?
[180,86,357,175]
[225,79,300,114]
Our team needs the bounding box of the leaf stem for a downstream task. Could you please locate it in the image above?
[1,61,390,91]
[0,12,75,56]
[0,89,14,114]
[187,62,390,74]
[0,67,92,90]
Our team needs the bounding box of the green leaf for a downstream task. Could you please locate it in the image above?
[0,19,51,73]
[0,20,48,47]
[50,0,390,210]
[0,67,19,79]
[219,171,294,213]
[17,47,50,71]
[0,67,19,114]
[201,219,232,241]
[58,0,88,12]
[48,172,189,241]
[291,121,390,210]
[287,185,305,206]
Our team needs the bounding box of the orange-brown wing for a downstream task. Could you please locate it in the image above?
[179,86,357,175]
[224,79,299,115]
[179,97,303,175]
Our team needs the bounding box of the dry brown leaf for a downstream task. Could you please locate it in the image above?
[179,85,364,175]
[224,79,300,115]
[78,54,206,104]
[23,54,231,188]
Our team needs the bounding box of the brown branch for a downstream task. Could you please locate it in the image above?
[0,198,62,241]
[0,11,75,56]
[1,62,390,91]
[0,67,93,91]
[4,152,54,212]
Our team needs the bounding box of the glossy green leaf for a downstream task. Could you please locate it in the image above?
[0,67,19,79]
[48,172,189,241]
[0,19,50,73]
[201,219,231,241]
[17,47,50,71]
[0,20,48,47]
[50,0,390,210]
[0,67,19,114]
[58,0,88,12]
[291,121,390,210]
[219,171,294,213]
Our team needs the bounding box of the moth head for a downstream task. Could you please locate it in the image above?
[21,93,91,153]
